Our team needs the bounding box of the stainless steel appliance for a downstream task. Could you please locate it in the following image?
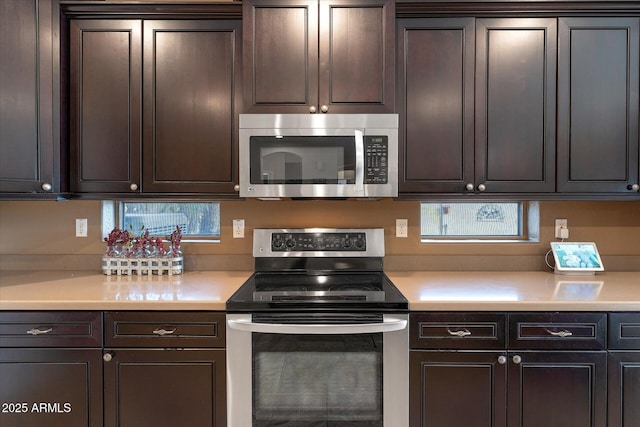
[239,114,398,198]
[226,228,409,427]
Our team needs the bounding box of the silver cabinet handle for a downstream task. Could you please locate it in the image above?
[41,183,52,191]
[233,184,240,192]
[153,328,176,336]
[628,184,640,191]
[477,183,486,191]
[309,105,317,113]
[447,328,471,337]
[545,329,573,337]
[498,356,507,365]
[228,317,407,335]
[103,353,113,362]
[320,104,329,113]
[466,183,474,191]
[512,355,522,364]
[130,183,138,191]
[26,328,52,335]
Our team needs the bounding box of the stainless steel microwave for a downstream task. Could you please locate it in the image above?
[239,114,398,198]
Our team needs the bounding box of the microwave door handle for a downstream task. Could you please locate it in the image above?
[227,317,407,335]
[354,130,365,195]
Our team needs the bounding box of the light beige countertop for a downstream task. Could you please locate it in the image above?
[387,271,640,311]
[1,270,638,311]
[0,270,251,311]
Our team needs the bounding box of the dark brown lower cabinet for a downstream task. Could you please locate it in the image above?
[103,311,226,427]
[409,351,507,427]
[410,312,608,427]
[609,313,640,427]
[508,351,607,427]
[103,348,226,427]
[0,311,103,427]
[0,348,103,427]
[608,352,640,427]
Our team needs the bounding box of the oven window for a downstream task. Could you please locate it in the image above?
[249,136,357,184]
[252,333,383,426]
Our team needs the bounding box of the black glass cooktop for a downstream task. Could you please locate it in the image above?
[226,271,408,313]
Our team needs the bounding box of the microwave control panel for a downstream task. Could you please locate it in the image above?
[364,136,388,184]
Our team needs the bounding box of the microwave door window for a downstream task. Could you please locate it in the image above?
[250,136,356,184]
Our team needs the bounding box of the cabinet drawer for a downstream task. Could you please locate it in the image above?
[410,312,506,349]
[0,311,102,347]
[105,311,225,348]
[508,313,606,350]
[609,312,640,349]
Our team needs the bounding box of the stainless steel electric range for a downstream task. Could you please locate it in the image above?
[226,228,409,427]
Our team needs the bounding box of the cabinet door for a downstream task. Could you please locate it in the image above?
[609,352,640,427]
[0,0,57,194]
[397,18,475,193]
[70,19,142,193]
[508,351,607,427]
[143,20,242,193]
[557,18,640,194]
[475,18,557,193]
[103,349,226,427]
[318,0,395,113]
[409,351,507,427]
[243,0,393,114]
[243,0,319,113]
[0,349,103,427]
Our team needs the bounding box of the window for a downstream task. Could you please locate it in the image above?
[103,201,220,242]
[420,201,539,242]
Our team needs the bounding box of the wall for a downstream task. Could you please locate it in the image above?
[0,200,638,271]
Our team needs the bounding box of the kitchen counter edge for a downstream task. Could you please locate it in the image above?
[1,270,638,311]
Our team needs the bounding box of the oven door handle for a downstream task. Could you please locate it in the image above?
[227,316,407,335]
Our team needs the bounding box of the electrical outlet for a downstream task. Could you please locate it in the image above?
[396,219,408,238]
[555,218,568,239]
[233,219,245,238]
[76,218,88,237]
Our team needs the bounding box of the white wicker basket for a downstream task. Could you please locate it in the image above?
[102,256,183,276]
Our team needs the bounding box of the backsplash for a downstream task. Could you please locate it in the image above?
[0,200,638,271]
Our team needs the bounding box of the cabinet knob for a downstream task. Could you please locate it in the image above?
[498,355,507,365]
[512,355,522,364]
[41,183,52,191]
[103,353,113,362]
[130,183,138,191]
[309,106,317,114]
[320,105,329,113]
[477,183,486,192]
[628,184,640,191]
[233,184,240,192]
[465,183,474,191]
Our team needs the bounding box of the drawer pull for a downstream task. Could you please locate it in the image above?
[545,329,573,338]
[26,328,52,336]
[447,328,472,337]
[153,328,176,336]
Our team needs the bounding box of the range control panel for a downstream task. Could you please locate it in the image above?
[271,232,366,252]
[364,136,388,184]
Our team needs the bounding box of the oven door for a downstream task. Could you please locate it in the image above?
[226,313,409,427]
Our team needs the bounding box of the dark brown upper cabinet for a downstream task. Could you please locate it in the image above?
[557,17,640,194]
[0,0,59,195]
[398,17,557,195]
[243,0,395,114]
[142,20,242,194]
[70,19,142,194]
[70,18,241,195]
[475,18,557,194]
